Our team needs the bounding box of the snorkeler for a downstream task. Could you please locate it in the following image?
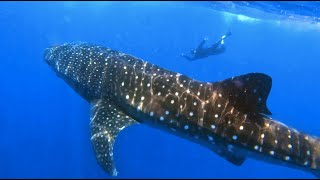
[181,31,232,61]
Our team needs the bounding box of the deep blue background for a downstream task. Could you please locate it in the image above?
[1,2,320,178]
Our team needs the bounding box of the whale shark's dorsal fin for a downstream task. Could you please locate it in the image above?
[214,73,272,115]
[90,99,139,176]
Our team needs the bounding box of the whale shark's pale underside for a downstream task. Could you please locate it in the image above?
[44,42,320,177]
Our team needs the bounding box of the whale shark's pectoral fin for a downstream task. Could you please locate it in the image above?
[223,149,246,166]
[90,99,139,176]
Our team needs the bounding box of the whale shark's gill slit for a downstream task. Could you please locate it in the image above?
[90,99,139,176]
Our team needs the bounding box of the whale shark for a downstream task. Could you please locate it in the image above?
[44,42,320,178]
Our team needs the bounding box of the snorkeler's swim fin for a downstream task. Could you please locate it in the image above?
[221,31,232,40]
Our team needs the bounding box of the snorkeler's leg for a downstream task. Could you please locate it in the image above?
[210,40,221,49]
[217,45,226,53]
[211,32,229,49]
[180,53,195,61]
[197,38,207,50]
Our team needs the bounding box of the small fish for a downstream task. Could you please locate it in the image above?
[44,42,320,178]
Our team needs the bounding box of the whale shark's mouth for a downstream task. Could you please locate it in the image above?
[43,45,60,68]
[43,48,52,64]
[43,44,70,71]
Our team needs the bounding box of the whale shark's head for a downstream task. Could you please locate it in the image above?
[44,45,59,70]
[44,43,112,102]
[44,43,81,74]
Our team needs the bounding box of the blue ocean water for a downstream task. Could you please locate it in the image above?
[1,1,320,178]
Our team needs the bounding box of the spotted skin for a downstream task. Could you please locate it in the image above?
[90,99,138,176]
[44,42,320,177]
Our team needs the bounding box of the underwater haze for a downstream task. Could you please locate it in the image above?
[1,1,320,178]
